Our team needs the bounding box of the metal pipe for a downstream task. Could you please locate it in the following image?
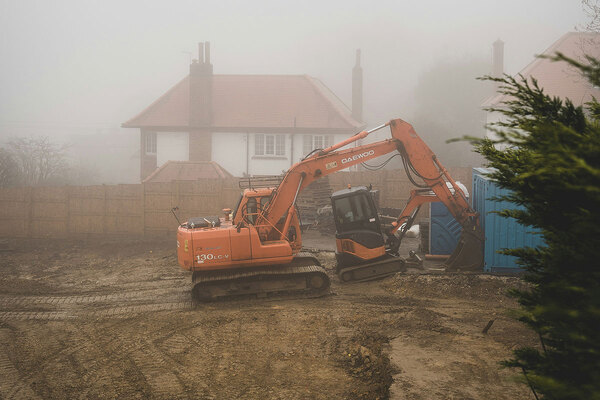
[425,254,450,260]
[281,173,304,240]
[291,173,305,208]
[319,122,390,155]
[366,123,389,134]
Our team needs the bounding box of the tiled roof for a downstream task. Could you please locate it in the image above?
[482,32,600,108]
[142,161,233,183]
[124,74,363,130]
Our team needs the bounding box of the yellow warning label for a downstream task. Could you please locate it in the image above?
[325,161,338,170]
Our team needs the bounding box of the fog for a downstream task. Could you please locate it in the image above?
[0,0,588,183]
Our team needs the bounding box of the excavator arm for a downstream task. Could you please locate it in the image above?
[253,118,483,271]
[387,119,477,231]
[385,119,483,270]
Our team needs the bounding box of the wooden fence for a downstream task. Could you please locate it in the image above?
[0,168,472,239]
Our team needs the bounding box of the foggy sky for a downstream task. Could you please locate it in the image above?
[0,0,589,139]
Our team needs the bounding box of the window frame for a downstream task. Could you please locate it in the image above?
[255,133,286,157]
[303,134,334,156]
[145,131,157,155]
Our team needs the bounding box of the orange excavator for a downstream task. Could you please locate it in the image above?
[176,119,484,300]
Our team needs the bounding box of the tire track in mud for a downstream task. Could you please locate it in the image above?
[0,276,411,322]
[0,285,189,306]
[76,320,209,398]
[0,302,196,321]
[0,285,196,320]
[0,329,42,400]
[127,341,189,397]
[2,318,209,399]
[71,323,193,398]
[0,282,332,321]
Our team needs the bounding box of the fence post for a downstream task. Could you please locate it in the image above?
[173,179,181,212]
[27,186,33,238]
[172,180,181,235]
[65,185,71,238]
[102,184,107,234]
[217,179,223,214]
[142,182,146,237]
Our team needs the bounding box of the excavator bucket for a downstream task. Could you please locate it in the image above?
[444,227,484,271]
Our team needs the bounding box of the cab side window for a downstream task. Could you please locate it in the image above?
[334,193,379,232]
[246,198,257,224]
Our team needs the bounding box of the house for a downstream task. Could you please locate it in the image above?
[123,42,365,180]
[483,32,600,131]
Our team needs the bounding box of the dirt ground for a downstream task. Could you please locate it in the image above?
[0,231,538,400]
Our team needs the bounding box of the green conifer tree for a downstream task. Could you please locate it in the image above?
[475,53,600,399]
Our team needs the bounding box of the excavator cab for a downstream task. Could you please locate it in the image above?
[331,186,407,282]
[231,188,274,226]
[331,186,386,268]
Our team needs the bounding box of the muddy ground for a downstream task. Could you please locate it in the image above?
[0,232,538,399]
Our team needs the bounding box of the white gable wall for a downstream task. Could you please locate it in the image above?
[485,109,512,151]
[210,132,354,177]
[211,132,248,177]
[157,132,189,166]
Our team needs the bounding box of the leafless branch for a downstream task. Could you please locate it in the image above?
[6,136,69,186]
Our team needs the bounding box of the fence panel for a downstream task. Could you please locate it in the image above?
[29,187,69,238]
[0,169,475,238]
[0,187,29,237]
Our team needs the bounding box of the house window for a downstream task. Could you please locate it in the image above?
[255,134,264,155]
[255,134,286,156]
[303,135,333,156]
[145,132,157,154]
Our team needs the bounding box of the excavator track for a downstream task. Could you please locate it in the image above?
[337,255,406,283]
[191,254,330,302]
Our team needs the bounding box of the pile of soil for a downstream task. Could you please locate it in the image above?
[382,273,528,302]
[340,331,397,400]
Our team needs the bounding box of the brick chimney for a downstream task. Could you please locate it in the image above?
[352,49,363,122]
[188,42,213,162]
[189,41,213,127]
[492,39,504,91]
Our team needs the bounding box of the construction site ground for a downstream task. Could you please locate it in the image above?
[0,230,537,400]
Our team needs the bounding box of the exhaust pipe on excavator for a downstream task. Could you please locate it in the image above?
[444,225,485,272]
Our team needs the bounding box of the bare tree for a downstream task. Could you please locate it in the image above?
[0,148,20,188]
[582,0,600,32]
[7,137,69,186]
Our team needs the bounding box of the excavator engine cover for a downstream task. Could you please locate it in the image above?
[185,216,221,229]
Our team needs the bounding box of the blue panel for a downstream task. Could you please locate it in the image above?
[472,168,492,233]
[429,202,462,255]
[472,168,545,272]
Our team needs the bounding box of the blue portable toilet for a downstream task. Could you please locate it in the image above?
[472,168,545,273]
[429,182,468,255]
[429,202,462,255]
